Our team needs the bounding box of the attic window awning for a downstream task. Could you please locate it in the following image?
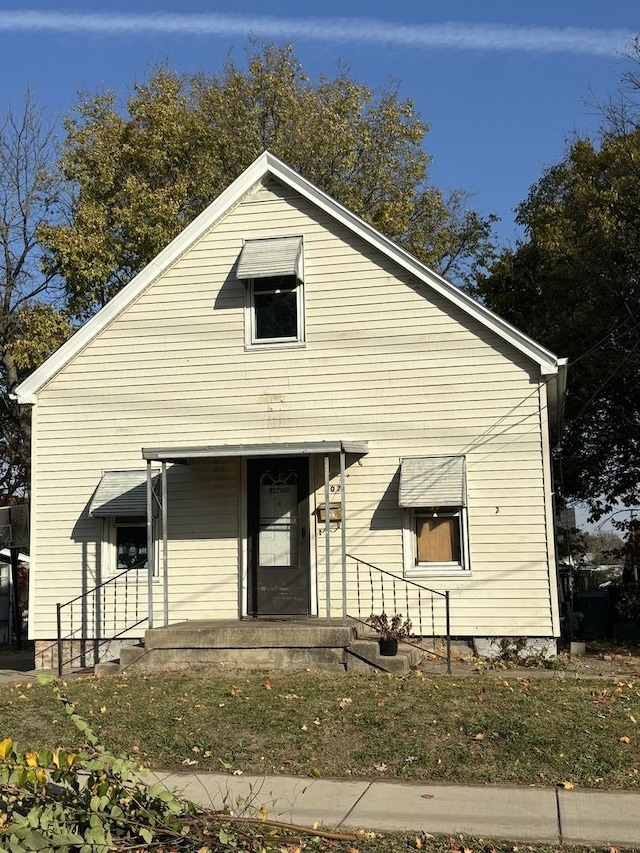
[398,456,466,507]
[90,470,158,517]
[236,236,303,279]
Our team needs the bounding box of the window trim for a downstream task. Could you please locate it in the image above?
[402,506,470,577]
[245,274,305,348]
[102,517,160,578]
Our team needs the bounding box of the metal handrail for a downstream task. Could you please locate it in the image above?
[345,554,448,598]
[346,553,451,674]
[55,566,148,676]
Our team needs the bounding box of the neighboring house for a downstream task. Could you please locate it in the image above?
[15,152,567,667]
[0,550,29,645]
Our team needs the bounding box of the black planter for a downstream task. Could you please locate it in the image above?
[379,637,398,656]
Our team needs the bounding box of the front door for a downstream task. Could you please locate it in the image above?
[247,457,310,616]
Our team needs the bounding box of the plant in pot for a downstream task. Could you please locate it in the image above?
[367,612,412,656]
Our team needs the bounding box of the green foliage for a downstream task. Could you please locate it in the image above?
[42,43,496,319]
[0,674,190,852]
[475,124,640,518]
[0,93,70,496]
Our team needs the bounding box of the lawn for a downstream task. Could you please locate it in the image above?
[1,670,639,791]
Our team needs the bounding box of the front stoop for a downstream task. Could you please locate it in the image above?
[93,619,423,676]
[345,626,424,675]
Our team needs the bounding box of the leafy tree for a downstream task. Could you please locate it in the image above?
[42,43,496,319]
[474,110,640,520]
[0,93,70,497]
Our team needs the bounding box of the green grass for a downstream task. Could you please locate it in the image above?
[1,671,639,789]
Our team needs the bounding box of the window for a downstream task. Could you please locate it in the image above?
[115,517,148,570]
[236,236,305,347]
[103,517,158,576]
[404,507,468,574]
[399,456,469,575]
[250,275,303,344]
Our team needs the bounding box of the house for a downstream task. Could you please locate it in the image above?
[14,152,567,670]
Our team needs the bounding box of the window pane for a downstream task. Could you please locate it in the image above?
[117,526,147,569]
[416,516,460,562]
[254,290,297,340]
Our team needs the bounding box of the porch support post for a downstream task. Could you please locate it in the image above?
[146,459,154,629]
[340,446,347,624]
[162,461,168,627]
[324,453,331,619]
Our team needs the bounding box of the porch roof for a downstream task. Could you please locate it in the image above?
[141,440,368,463]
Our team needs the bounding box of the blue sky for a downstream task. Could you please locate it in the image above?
[2,3,637,531]
[0,1,637,250]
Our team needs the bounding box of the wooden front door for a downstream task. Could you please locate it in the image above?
[247,457,310,616]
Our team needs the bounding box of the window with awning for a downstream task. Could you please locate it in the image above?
[237,237,305,346]
[399,456,469,574]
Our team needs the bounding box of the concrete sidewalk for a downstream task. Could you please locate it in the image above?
[149,770,640,848]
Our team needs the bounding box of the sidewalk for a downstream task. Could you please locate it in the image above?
[150,770,640,848]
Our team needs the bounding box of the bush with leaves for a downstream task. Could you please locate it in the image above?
[0,673,193,852]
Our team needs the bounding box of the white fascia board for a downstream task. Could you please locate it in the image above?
[14,153,274,404]
[15,150,561,404]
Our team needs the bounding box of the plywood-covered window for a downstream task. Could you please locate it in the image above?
[400,456,470,575]
[416,512,461,563]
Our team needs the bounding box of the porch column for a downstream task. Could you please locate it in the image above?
[340,446,347,624]
[146,459,154,629]
[162,461,168,626]
[324,454,331,619]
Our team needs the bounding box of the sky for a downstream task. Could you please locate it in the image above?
[1,1,638,530]
[0,0,637,249]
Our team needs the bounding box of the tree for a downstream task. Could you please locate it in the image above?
[0,93,71,497]
[474,116,640,521]
[41,43,496,319]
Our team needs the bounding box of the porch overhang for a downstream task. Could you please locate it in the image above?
[141,440,368,463]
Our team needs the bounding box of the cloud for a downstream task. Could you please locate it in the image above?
[0,11,633,58]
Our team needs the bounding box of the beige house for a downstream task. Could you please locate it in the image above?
[15,152,567,668]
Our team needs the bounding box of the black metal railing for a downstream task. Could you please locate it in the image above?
[346,554,451,674]
[55,567,148,676]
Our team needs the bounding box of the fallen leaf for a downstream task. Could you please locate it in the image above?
[374,763,387,771]
[310,767,321,778]
[338,697,353,710]
[263,676,272,690]
[630,715,637,725]
[313,717,321,725]
[559,780,574,789]
[300,724,308,732]
[473,733,485,741]
[619,736,631,744]
[230,685,240,697]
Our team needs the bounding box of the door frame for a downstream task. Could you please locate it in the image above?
[239,456,317,618]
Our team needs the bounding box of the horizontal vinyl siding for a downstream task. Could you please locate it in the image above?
[30,178,555,639]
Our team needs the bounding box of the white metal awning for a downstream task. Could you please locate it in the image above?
[89,470,159,517]
[398,456,466,507]
[142,440,368,463]
[236,236,303,279]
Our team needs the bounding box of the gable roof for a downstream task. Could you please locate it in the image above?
[14,151,565,406]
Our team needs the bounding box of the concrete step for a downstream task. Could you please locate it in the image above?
[145,620,355,650]
[119,644,147,668]
[116,645,347,673]
[345,637,423,675]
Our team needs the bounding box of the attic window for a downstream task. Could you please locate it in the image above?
[237,237,305,347]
